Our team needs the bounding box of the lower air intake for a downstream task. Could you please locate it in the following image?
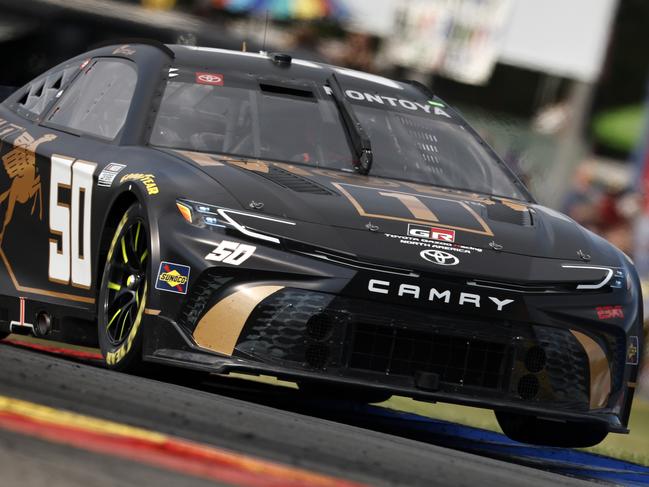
[349,322,510,390]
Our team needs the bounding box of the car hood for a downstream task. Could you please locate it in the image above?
[170,150,622,277]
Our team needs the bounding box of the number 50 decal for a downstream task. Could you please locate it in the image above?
[49,155,96,288]
[205,240,256,266]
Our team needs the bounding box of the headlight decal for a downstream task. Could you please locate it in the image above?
[561,264,619,290]
[216,208,294,244]
[176,199,295,244]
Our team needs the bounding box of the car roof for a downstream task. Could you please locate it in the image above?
[29,42,433,103]
[167,44,426,100]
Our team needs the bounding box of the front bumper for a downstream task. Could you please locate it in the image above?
[144,269,638,434]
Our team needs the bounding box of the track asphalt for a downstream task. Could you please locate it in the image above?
[0,341,603,486]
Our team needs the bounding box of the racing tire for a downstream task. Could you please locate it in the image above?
[298,381,392,404]
[97,204,150,371]
[495,411,608,447]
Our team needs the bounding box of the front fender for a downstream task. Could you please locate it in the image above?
[94,146,243,312]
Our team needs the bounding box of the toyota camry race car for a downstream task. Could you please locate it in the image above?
[0,41,642,447]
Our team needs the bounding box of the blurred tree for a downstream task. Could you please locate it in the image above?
[590,0,649,157]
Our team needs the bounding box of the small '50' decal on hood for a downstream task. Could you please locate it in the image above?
[205,241,256,265]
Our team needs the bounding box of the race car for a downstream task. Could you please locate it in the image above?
[0,40,642,447]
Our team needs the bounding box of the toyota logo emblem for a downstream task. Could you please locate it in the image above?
[195,72,224,86]
[199,74,221,83]
[420,249,459,266]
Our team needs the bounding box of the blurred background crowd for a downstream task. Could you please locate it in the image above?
[0,0,647,395]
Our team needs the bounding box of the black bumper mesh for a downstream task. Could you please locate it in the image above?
[231,288,606,409]
[349,323,510,390]
[173,279,625,411]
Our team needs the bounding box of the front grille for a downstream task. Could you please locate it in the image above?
[349,322,511,390]
[517,374,540,399]
[235,288,592,408]
[237,289,337,363]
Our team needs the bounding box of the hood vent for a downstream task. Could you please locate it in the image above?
[486,204,533,226]
[256,166,337,196]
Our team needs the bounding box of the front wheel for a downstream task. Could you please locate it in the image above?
[97,204,150,371]
[495,411,608,447]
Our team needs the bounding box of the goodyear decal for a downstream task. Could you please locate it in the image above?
[121,173,159,195]
[155,261,190,294]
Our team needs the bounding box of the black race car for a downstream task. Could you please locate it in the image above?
[0,41,642,447]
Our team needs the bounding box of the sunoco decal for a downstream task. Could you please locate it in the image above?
[156,261,190,294]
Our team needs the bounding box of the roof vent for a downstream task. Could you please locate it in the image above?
[254,166,336,195]
[270,52,292,67]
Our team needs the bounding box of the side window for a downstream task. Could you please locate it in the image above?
[15,66,78,117]
[47,59,137,140]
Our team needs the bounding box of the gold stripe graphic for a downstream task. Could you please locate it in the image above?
[193,285,283,356]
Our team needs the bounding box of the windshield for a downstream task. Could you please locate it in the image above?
[151,71,527,200]
[151,79,355,168]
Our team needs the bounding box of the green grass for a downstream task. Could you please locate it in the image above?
[380,395,649,466]
[589,399,649,465]
[380,395,500,431]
